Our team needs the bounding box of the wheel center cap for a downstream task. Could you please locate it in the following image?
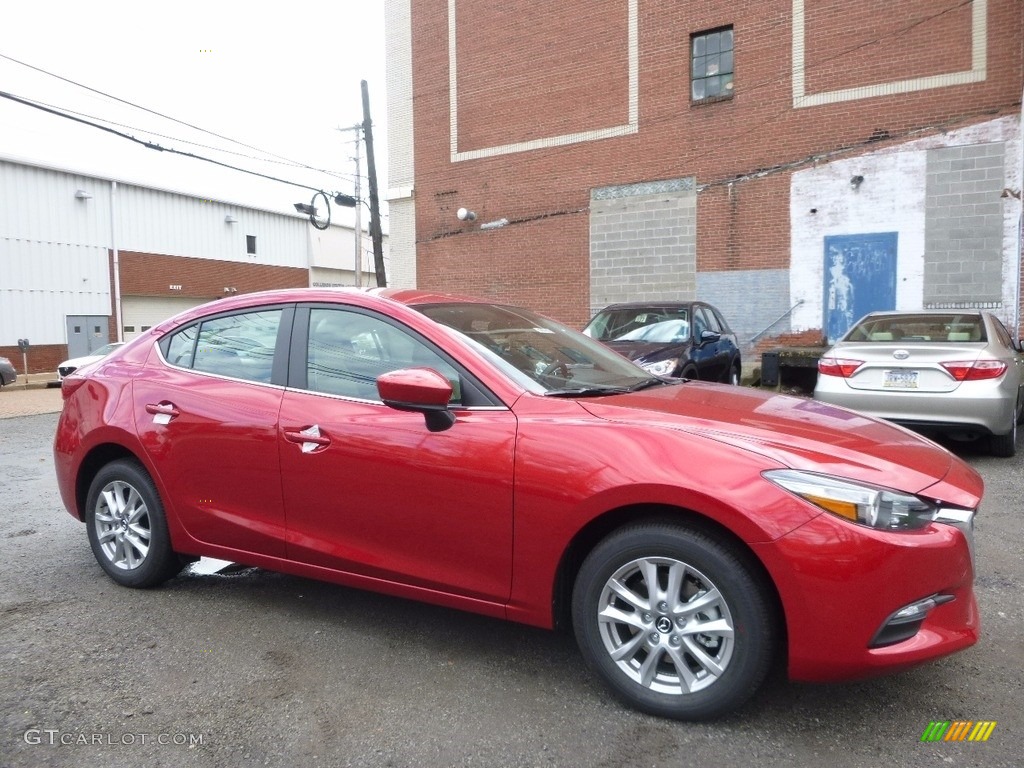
[656,616,673,633]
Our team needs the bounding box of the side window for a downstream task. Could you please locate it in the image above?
[306,309,462,403]
[165,310,281,384]
[693,308,710,339]
[991,317,1013,348]
[710,307,731,333]
[700,306,722,333]
[166,325,198,367]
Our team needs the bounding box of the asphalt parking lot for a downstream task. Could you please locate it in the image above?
[1,386,1021,768]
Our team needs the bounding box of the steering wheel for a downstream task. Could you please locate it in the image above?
[540,360,569,379]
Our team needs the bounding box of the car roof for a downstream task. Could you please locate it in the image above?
[860,309,986,318]
[594,302,699,311]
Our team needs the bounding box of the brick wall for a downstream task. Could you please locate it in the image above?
[406,0,1022,333]
[118,251,308,300]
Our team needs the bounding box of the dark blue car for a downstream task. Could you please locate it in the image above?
[584,302,742,384]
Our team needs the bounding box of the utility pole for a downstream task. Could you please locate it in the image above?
[337,123,363,287]
[361,79,386,287]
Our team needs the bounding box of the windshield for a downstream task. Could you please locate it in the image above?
[584,307,691,343]
[93,343,123,356]
[416,303,659,394]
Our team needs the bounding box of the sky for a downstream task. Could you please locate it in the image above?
[0,0,388,227]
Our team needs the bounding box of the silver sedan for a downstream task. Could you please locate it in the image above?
[814,310,1024,457]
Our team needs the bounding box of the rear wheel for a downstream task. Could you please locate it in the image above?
[572,522,777,720]
[990,414,1017,458]
[85,459,183,587]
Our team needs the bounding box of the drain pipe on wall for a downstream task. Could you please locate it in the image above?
[110,180,123,343]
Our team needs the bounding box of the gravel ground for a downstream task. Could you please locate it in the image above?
[1,399,1021,768]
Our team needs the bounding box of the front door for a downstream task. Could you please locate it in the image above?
[278,306,516,603]
[822,233,898,343]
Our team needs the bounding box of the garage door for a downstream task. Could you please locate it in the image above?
[121,296,207,341]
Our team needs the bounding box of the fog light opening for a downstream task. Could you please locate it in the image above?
[870,594,955,648]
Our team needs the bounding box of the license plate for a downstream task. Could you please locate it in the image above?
[883,369,918,389]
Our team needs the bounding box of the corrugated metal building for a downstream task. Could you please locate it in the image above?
[0,156,387,374]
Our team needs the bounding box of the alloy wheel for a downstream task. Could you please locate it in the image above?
[93,480,152,570]
[596,556,735,695]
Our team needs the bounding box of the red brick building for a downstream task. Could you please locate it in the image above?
[384,0,1023,349]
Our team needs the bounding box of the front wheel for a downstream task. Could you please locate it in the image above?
[85,459,183,588]
[572,523,777,720]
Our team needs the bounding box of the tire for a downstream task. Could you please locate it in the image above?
[990,415,1017,458]
[728,364,741,386]
[572,522,776,720]
[85,459,183,588]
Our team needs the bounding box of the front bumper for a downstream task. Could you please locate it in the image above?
[753,509,978,682]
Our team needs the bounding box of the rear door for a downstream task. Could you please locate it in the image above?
[134,305,290,557]
[277,305,517,602]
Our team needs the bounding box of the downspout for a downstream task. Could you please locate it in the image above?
[110,180,123,342]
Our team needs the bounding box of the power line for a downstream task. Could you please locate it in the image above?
[0,89,340,195]
[8,93,357,185]
[0,51,337,174]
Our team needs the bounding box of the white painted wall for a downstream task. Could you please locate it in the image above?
[790,116,1022,334]
[385,0,417,288]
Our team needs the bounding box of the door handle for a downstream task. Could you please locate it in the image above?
[284,425,331,453]
[145,403,180,424]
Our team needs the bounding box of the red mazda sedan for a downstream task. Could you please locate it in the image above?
[54,288,981,720]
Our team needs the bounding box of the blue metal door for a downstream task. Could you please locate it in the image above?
[823,233,898,342]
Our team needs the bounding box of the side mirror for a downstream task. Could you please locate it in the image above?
[377,368,456,433]
[699,330,721,345]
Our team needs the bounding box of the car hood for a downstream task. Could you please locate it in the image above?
[602,340,679,362]
[577,382,981,506]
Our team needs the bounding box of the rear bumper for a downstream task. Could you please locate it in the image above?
[753,511,978,682]
[815,381,1016,435]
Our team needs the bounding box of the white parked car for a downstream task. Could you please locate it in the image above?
[814,311,1024,457]
[57,342,125,381]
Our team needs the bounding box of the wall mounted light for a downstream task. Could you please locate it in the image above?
[1001,187,1021,200]
[224,215,239,224]
[850,175,864,190]
[74,189,93,200]
[456,207,477,222]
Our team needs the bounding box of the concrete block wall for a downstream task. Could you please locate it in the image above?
[589,180,696,315]
[924,143,1006,305]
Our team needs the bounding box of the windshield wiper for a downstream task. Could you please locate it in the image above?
[543,378,673,397]
[543,386,630,398]
[623,378,677,392]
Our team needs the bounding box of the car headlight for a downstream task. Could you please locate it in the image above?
[640,359,677,376]
[763,469,941,531]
